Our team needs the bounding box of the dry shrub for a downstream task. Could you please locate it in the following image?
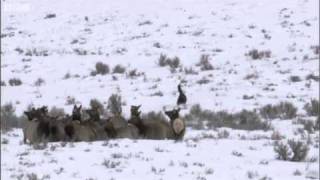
[1,103,22,131]
[274,141,291,161]
[196,54,213,71]
[288,139,309,161]
[92,62,110,75]
[246,49,271,60]
[157,54,181,70]
[142,111,167,123]
[9,78,22,86]
[306,74,319,82]
[184,104,270,131]
[304,99,319,116]
[108,94,122,115]
[274,139,309,162]
[34,78,45,86]
[90,98,105,114]
[289,76,302,82]
[259,102,297,120]
[113,65,126,74]
[48,106,65,117]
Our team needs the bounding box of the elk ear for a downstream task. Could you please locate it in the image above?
[176,108,181,113]
[79,105,82,110]
[24,112,31,120]
[74,104,77,109]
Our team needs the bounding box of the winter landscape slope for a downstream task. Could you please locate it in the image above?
[1,0,319,179]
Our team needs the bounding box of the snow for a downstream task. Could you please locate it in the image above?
[1,128,319,180]
[1,0,319,179]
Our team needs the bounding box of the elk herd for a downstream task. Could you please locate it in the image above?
[22,84,187,145]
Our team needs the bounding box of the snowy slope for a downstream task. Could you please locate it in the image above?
[1,0,318,115]
[1,128,319,180]
[1,0,319,179]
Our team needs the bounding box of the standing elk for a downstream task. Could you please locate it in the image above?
[177,84,187,106]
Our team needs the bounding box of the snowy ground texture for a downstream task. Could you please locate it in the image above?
[1,0,319,179]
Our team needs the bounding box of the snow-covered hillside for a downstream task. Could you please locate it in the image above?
[1,0,319,179]
[1,0,319,114]
[1,127,319,180]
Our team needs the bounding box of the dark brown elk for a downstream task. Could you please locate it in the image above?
[47,115,67,142]
[177,84,187,106]
[72,105,82,121]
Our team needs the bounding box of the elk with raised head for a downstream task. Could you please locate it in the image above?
[129,106,185,140]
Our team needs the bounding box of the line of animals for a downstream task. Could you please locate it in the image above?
[23,84,187,144]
